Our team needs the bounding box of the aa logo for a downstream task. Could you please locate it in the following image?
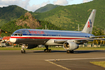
[87,19,92,28]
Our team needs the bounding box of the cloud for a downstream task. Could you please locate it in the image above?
[83,0,89,3]
[41,1,50,7]
[27,1,50,12]
[83,0,93,3]
[0,0,50,12]
[53,0,69,5]
[0,0,30,9]
[0,0,93,12]
[0,0,21,6]
[27,4,40,12]
[19,0,30,9]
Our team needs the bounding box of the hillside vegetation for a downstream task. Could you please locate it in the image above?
[34,0,105,32]
[35,4,59,13]
[0,12,62,37]
[0,5,27,26]
[0,0,105,36]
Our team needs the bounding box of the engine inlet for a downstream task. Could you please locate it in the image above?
[64,42,69,49]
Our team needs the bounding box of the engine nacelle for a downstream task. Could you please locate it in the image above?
[26,44,38,49]
[63,41,79,50]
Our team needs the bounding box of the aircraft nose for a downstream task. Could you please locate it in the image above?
[10,38,16,43]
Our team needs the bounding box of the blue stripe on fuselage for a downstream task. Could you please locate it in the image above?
[22,34,90,38]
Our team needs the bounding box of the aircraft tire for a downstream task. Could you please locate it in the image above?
[48,49,51,52]
[44,49,46,52]
[67,50,74,53]
[21,50,25,53]
[67,50,70,53]
[70,50,74,53]
[44,49,51,52]
[44,49,48,52]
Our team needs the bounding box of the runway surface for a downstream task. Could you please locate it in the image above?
[0,50,105,70]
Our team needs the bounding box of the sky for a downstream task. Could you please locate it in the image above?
[0,0,93,12]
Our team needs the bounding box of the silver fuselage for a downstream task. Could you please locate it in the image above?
[10,29,94,45]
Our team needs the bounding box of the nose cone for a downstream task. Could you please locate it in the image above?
[10,38,16,43]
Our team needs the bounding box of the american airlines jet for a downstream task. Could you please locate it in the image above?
[10,9,97,53]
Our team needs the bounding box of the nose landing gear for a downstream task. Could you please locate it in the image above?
[44,45,51,52]
[21,44,26,53]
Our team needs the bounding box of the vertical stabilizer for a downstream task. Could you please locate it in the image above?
[82,9,96,34]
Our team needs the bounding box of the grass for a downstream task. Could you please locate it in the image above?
[90,61,105,68]
[0,47,21,50]
[78,47,105,50]
[0,46,105,50]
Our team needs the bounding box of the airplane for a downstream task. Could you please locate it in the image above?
[10,9,98,53]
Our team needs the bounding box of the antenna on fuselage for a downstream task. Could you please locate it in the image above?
[78,24,79,31]
[45,25,48,30]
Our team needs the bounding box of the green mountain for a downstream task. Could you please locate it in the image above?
[35,4,59,13]
[0,12,62,37]
[33,0,105,32]
[0,5,27,26]
[0,0,105,36]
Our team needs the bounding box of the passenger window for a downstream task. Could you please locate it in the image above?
[18,34,22,36]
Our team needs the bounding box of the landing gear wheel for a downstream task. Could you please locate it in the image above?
[21,50,25,53]
[49,49,51,52]
[21,44,26,53]
[47,49,51,52]
[44,49,46,52]
[67,50,74,53]
[67,50,70,53]
[44,49,48,52]
[44,45,51,53]
[70,50,74,53]
[44,49,51,52]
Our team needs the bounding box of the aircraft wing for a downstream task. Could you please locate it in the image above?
[54,40,67,43]
[91,35,105,38]
[54,38,105,44]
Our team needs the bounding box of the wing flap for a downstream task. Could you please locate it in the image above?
[91,35,105,38]
[54,40,67,44]
[54,38,105,44]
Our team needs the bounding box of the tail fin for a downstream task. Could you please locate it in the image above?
[82,9,96,34]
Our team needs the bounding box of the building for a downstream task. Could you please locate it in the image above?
[2,36,10,41]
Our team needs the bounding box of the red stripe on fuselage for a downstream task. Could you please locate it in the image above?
[10,36,87,40]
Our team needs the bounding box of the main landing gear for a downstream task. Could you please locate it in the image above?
[66,50,74,53]
[21,44,26,53]
[44,45,51,52]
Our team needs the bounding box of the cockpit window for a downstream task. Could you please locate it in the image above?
[12,33,22,36]
[14,34,17,36]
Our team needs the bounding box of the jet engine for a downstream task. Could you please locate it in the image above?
[63,41,79,50]
[26,44,38,49]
